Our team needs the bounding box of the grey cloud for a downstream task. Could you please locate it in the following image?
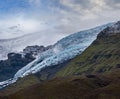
[58,0,93,14]
[105,0,120,9]
[0,0,120,44]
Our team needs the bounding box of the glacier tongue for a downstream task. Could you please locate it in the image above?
[0,23,113,89]
[0,78,17,89]
[15,45,86,78]
[14,23,112,78]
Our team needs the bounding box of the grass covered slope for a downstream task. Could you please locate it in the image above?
[0,69,120,99]
[56,32,120,77]
[0,75,41,97]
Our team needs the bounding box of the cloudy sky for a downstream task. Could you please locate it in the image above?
[0,0,120,42]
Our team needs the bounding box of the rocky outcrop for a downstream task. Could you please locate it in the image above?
[0,52,35,81]
[98,21,120,37]
[23,45,53,56]
[0,44,52,82]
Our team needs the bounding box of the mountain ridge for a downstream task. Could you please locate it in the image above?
[0,22,115,89]
[0,23,113,60]
[0,21,120,99]
[14,23,112,79]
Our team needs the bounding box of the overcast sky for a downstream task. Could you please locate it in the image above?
[0,0,120,40]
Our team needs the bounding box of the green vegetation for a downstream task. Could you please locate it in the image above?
[1,70,120,99]
[0,75,41,96]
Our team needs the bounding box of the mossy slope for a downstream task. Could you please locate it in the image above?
[0,69,120,99]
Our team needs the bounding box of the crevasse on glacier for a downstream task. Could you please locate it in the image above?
[0,23,113,89]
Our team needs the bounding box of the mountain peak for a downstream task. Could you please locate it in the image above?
[98,21,120,37]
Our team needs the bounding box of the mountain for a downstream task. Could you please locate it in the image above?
[0,53,35,82]
[14,23,112,78]
[0,45,52,82]
[12,24,112,81]
[0,29,59,60]
[0,23,113,88]
[0,33,45,60]
[56,21,120,77]
[0,21,119,99]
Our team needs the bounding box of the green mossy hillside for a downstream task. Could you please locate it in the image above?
[1,69,120,99]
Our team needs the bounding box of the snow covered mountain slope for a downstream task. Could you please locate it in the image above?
[14,23,113,78]
[0,23,113,88]
[0,29,63,60]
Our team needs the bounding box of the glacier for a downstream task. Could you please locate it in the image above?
[14,24,112,78]
[0,23,113,89]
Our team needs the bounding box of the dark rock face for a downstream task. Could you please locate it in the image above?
[0,53,35,81]
[0,45,53,82]
[98,21,120,38]
[23,45,53,56]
